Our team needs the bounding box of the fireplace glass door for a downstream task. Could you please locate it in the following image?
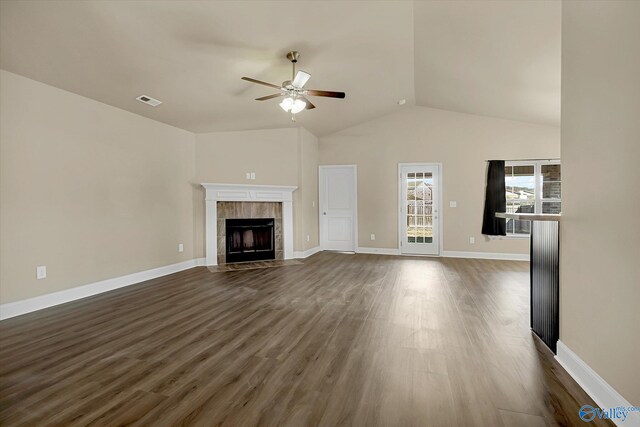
[226,218,275,263]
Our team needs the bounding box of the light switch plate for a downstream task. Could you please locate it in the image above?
[370,234,376,241]
[246,172,251,179]
[469,237,475,244]
[178,243,184,253]
[250,172,256,180]
[450,201,457,208]
[36,265,47,279]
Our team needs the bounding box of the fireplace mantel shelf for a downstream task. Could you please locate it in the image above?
[201,183,297,265]
[201,183,297,202]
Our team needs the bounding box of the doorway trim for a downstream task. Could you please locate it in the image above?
[397,163,443,256]
[319,165,358,251]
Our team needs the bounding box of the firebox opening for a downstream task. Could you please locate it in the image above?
[225,218,275,263]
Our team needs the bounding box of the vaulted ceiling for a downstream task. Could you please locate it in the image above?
[0,1,560,136]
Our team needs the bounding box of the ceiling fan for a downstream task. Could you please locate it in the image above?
[241,51,345,120]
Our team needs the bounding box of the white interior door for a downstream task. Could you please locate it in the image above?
[399,164,440,255]
[319,165,357,251]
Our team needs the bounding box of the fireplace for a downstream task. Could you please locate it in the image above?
[225,218,275,263]
[201,183,297,266]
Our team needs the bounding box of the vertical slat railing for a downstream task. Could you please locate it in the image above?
[530,221,560,353]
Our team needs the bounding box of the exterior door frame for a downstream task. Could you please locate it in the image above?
[397,162,443,256]
[319,165,358,251]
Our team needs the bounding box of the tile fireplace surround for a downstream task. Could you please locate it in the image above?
[217,204,281,265]
[201,183,297,266]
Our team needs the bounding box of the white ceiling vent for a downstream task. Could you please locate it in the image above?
[136,95,162,107]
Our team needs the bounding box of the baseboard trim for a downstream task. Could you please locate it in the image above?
[441,250,529,261]
[556,341,638,426]
[293,246,322,259]
[356,247,401,255]
[0,258,206,321]
[353,248,526,260]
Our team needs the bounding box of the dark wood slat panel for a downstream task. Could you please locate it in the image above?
[0,253,610,426]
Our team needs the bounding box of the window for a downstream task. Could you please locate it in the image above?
[505,160,561,236]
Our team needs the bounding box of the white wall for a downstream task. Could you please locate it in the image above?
[297,128,320,251]
[193,127,319,255]
[0,70,196,304]
[320,106,560,254]
[0,70,321,309]
[560,0,640,405]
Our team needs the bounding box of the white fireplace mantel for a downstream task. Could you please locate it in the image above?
[201,183,298,266]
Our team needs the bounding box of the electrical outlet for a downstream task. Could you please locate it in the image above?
[370,234,376,241]
[450,201,457,208]
[469,237,475,244]
[178,243,184,253]
[250,172,256,180]
[36,265,47,279]
[246,172,251,179]
[306,235,310,242]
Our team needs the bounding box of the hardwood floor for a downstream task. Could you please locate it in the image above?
[0,252,612,426]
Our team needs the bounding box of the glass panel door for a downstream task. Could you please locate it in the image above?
[400,165,439,255]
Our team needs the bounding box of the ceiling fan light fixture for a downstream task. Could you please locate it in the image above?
[279,97,306,114]
[279,97,294,112]
[290,98,306,114]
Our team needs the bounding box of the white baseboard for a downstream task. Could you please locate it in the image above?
[556,341,639,426]
[356,247,401,255]
[0,258,206,321]
[441,250,529,261]
[293,246,322,259]
[353,248,526,260]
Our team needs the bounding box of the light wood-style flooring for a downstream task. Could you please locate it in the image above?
[0,253,611,426]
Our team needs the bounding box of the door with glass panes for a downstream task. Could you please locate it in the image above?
[399,164,440,255]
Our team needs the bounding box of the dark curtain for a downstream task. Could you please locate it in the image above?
[481,160,506,236]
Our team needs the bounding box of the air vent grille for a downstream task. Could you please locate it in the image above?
[136,95,162,107]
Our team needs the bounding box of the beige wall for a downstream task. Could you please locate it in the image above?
[298,128,320,251]
[194,128,300,185]
[194,127,318,255]
[0,70,321,306]
[0,70,196,304]
[319,106,560,253]
[193,128,298,257]
[561,1,640,404]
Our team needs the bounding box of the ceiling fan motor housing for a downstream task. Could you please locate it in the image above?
[286,51,299,63]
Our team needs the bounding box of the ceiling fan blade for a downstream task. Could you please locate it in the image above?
[292,70,311,88]
[300,96,315,109]
[255,93,285,101]
[241,77,282,89]
[305,89,346,99]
